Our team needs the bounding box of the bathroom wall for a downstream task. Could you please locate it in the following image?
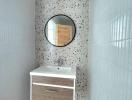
[88,0,132,100]
[0,0,35,100]
[35,0,89,99]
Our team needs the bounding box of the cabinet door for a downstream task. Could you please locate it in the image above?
[32,84,73,100]
[32,76,74,87]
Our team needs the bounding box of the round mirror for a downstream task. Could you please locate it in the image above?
[45,14,76,47]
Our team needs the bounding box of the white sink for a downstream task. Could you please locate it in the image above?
[30,66,76,79]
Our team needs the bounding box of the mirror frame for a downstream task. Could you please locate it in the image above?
[44,14,76,47]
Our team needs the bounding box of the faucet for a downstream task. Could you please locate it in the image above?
[56,58,64,66]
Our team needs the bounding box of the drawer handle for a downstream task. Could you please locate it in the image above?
[46,88,58,92]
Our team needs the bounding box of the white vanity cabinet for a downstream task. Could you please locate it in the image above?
[30,66,76,100]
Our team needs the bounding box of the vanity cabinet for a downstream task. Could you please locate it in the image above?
[30,66,76,100]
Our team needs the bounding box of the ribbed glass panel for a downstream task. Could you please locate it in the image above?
[89,0,132,100]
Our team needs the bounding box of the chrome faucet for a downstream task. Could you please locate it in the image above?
[56,58,64,66]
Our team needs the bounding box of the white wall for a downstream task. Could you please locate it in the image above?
[0,0,35,100]
[88,0,132,100]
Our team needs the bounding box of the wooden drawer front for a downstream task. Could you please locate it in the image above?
[32,76,74,87]
[32,84,73,100]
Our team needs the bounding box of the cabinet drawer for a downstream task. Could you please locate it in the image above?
[32,84,73,100]
[32,76,74,87]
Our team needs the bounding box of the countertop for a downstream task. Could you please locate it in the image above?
[30,66,76,79]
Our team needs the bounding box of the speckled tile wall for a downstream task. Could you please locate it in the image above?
[35,0,89,99]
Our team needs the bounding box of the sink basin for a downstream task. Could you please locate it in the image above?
[30,66,76,79]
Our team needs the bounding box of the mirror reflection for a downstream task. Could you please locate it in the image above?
[45,15,76,47]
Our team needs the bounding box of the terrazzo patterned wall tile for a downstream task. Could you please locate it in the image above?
[35,0,89,99]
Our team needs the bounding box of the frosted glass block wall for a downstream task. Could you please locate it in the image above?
[88,0,132,100]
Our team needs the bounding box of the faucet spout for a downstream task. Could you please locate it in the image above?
[57,58,64,66]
